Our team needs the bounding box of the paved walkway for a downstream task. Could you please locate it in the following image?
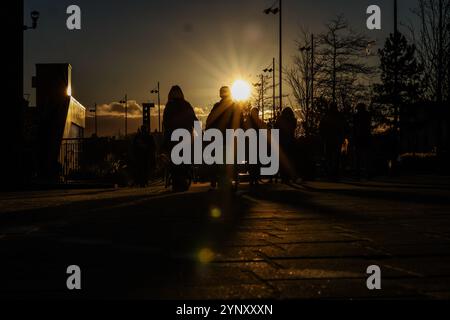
[1,176,450,299]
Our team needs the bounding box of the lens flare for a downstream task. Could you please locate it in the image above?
[210,207,222,219]
[198,248,215,264]
[231,80,251,101]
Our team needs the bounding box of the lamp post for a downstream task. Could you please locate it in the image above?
[89,103,98,137]
[310,34,314,113]
[13,8,39,186]
[437,0,443,106]
[264,0,283,113]
[151,82,161,132]
[447,23,450,104]
[120,95,128,137]
[393,0,400,135]
[273,58,276,118]
[300,34,315,116]
[263,63,274,121]
[260,74,265,121]
[253,80,262,109]
[298,34,317,136]
[95,103,98,137]
[23,10,40,31]
[392,0,401,159]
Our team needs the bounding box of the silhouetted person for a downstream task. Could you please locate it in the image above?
[276,107,298,183]
[207,87,243,133]
[245,107,266,186]
[162,86,198,191]
[353,103,372,179]
[206,86,244,189]
[163,86,198,151]
[320,102,345,179]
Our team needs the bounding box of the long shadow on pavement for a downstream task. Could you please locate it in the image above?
[0,188,252,299]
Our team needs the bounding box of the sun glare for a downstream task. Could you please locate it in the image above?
[231,80,251,101]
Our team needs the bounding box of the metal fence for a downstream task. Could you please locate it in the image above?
[59,138,85,180]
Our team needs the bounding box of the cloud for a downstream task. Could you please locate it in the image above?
[95,101,143,119]
[85,103,211,137]
[90,101,210,120]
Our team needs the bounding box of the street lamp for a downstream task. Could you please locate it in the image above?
[151,82,161,133]
[298,34,316,137]
[264,58,276,120]
[253,76,265,121]
[24,10,40,30]
[300,34,315,115]
[89,103,98,137]
[447,24,450,108]
[264,7,279,15]
[120,95,128,137]
[264,0,283,113]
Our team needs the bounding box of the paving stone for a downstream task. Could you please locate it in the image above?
[253,258,416,281]
[268,242,387,260]
[380,257,450,277]
[1,177,450,299]
[160,284,275,300]
[269,279,425,299]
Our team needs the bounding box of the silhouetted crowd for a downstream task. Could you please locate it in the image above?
[133,84,374,191]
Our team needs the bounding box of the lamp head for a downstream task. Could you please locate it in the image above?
[31,10,40,28]
[264,7,279,15]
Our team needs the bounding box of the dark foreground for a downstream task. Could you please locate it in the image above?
[1,176,450,299]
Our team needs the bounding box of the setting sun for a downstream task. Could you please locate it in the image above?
[231,80,251,101]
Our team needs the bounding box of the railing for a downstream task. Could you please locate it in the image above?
[59,138,85,180]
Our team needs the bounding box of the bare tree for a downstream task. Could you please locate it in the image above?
[410,0,450,103]
[252,75,274,120]
[316,15,375,108]
[287,16,375,136]
[287,29,320,136]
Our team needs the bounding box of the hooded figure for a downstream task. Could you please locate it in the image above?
[162,85,198,192]
[162,85,198,151]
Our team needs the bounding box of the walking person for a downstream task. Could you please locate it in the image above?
[245,107,266,186]
[206,86,244,190]
[276,107,298,183]
[162,85,198,192]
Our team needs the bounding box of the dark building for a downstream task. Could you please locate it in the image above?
[26,64,86,181]
[142,103,155,133]
[1,0,26,189]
